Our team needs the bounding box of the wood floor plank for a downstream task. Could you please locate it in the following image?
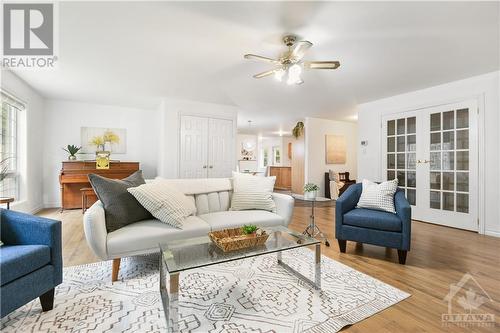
[37,202,500,332]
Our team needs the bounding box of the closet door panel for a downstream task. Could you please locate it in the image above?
[179,116,208,178]
[208,118,234,178]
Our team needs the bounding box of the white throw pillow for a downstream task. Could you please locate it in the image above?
[127,180,196,228]
[357,179,399,213]
[230,192,276,213]
[232,171,276,193]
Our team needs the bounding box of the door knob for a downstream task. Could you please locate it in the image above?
[203,165,207,169]
[209,165,213,169]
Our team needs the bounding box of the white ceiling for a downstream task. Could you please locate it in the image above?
[8,1,499,135]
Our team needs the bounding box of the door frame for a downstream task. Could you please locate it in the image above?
[177,110,237,178]
[378,94,486,234]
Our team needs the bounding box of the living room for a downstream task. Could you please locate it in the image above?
[1,1,499,332]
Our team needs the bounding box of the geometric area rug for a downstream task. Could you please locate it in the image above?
[1,248,410,333]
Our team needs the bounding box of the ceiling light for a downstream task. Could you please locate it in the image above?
[287,64,303,85]
[274,69,285,82]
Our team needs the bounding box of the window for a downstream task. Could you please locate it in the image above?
[1,91,23,199]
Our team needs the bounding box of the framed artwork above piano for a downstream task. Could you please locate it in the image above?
[59,161,140,211]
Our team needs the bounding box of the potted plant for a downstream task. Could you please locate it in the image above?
[62,145,81,160]
[292,121,304,139]
[303,183,319,199]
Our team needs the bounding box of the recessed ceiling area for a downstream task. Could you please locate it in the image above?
[7,1,499,135]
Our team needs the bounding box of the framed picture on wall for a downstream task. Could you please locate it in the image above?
[325,135,346,164]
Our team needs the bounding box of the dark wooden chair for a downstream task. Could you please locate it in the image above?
[325,172,356,199]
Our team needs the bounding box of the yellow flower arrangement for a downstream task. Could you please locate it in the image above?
[89,130,120,152]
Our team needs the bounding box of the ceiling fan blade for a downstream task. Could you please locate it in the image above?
[244,54,280,64]
[253,69,277,79]
[290,41,313,60]
[304,61,340,70]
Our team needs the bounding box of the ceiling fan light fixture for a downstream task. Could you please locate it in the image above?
[286,64,303,85]
[274,68,285,82]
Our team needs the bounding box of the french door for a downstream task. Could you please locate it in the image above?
[382,100,478,231]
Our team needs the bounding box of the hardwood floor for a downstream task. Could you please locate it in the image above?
[38,203,500,332]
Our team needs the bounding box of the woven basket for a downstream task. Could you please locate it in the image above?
[209,227,269,252]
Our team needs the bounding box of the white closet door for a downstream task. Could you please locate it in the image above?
[208,118,234,178]
[179,115,208,178]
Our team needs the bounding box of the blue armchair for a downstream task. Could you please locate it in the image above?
[0,209,62,318]
[335,183,411,264]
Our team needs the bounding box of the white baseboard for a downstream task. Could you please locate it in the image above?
[484,230,500,238]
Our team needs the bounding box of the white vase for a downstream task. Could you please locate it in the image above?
[304,191,317,200]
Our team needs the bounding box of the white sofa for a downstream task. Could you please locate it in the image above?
[83,177,295,281]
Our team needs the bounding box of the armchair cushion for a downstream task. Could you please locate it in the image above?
[0,245,51,286]
[343,208,402,232]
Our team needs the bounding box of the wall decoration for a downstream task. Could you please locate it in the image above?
[272,146,281,165]
[81,127,126,154]
[240,140,256,161]
[325,135,346,164]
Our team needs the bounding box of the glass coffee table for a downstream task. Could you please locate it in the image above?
[159,226,320,332]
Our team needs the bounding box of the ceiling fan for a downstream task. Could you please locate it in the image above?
[244,35,340,85]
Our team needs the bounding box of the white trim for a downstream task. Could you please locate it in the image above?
[484,230,500,238]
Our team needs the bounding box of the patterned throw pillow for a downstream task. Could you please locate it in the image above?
[357,179,399,213]
[230,192,276,213]
[128,180,196,228]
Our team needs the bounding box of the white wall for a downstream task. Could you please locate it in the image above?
[42,100,160,207]
[1,71,45,213]
[304,117,358,196]
[357,71,500,237]
[157,98,239,178]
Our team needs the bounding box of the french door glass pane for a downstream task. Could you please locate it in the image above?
[407,117,416,134]
[387,170,395,180]
[456,172,469,192]
[387,137,395,152]
[397,171,405,186]
[456,193,469,213]
[397,136,405,152]
[397,119,405,134]
[397,154,405,169]
[443,131,454,150]
[443,192,454,211]
[430,191,440,209]
[387,154,395,169]
[443,111,454,130]
[456,109,469,128]
[430,133,441,150]
[442,152,454,170]
[407,189,416,205]
[430,172,441,190]
[431,113,441,131]
[388,120,395,135]
[407,172,416,187]
[442,172,454,191]
[430,152,441,170]
[407,135,416,151]
[456,151,469,170]
[456,130,469,149]
[407,153,416,169]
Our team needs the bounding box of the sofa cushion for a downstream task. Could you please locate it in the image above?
[343,208,402,232]
[0,245,51,286]
[89,170,152,232]
[107,216,210,256]
[199,211,284,231]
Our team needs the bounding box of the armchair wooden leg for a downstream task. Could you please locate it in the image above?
[39,288,55,311]
[338,240,347,253]
[112,258,121,282]
[397,250,407,265]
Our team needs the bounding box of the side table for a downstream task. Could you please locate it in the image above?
[0,197,15,209]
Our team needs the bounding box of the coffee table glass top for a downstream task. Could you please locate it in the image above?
[160,226,319,274]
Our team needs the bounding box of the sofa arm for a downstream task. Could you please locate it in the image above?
[394,189,412,250]
[272,193,294,226]
[83,201,109,260]
[335,183,362,238]
[0,209,62,285]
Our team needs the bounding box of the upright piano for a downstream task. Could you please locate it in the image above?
[59,161,140,210]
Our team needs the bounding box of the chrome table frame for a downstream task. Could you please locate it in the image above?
[301,197,331,247]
